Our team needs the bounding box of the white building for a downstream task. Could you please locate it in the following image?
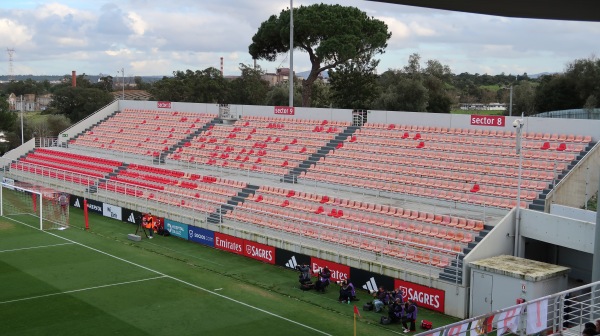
[460,102,507,111]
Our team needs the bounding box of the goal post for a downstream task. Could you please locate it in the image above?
[0,181,69,230]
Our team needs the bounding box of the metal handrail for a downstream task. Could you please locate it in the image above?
[417,280,600,336]
[59,100,118,136]
[544,141,600,211]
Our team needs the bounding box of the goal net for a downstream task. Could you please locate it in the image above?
[0,181,69,230]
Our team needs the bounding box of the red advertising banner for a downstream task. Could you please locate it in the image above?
[310,257,350,282]
[394,279,445,313]
[214,233,244,255]
[157,101,172,109]
[274,106,295,115]
[243,240,275,264]
[470,115,505,127]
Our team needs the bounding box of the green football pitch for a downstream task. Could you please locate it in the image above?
[0,207,458,336]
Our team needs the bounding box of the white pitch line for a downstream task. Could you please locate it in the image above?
[0,242,74,253]
[3,216,333,336]
[0,276,166,305]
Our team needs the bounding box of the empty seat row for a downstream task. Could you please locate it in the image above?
[71,110,216,157]
[361,123,592,143]
[241,116,350,127]
[225,206,459,270]
[301,171,529,209]
[254,186,483,230]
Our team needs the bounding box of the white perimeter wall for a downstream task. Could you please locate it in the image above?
[520,209,595,254]
[108,101,600,142]
[367,110,600,141]
[550,204,597,226]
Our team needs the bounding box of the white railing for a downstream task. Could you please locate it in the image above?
[35,137,59,148]
[418,280,600,336]
[5,158,463,280]
[59,100,119,139]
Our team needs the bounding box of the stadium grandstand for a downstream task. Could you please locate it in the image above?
[1,99,599,327]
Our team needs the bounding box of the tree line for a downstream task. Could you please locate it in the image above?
[1,4,598,153]
[147,54,600,115]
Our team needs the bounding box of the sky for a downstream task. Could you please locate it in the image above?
[0,0,599,78]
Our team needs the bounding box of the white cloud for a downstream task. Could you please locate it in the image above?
[56,37,87,47]
[127,12,147,35]
[33,3,80,19]
[0,18,32,46]
[0,0,598,76]
[380,16,410,44]
[104,48,134,57]
[130,59,171,74]
[409,21,436,36]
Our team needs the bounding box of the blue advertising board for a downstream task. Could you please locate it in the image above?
[164,219,189,240]
[187,225,215,247]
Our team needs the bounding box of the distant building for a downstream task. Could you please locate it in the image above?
[7,93,16,110]
[262,68,294,86]
[460,102,506,111]
[111,90,152,101]
[261,67,327,86]
[37,94,52,110]
[7,93,53,111]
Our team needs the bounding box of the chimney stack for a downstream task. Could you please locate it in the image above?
[72,71,76,87]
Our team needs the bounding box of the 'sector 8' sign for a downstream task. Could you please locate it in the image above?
[470,115,505,127]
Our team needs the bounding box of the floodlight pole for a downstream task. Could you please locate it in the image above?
[513,113,524,257]
[20,95,24,145]
[121,67,125,100]
[509,85,513,116]
[289,0,294,107]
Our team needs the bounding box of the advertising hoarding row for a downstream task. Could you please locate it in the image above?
[70,195,151,228]
[69,194,445,313]
[275,249,446,312]
[187,226,276,264]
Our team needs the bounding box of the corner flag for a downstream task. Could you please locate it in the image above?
[353,305,361,318]
[353,305,361,336]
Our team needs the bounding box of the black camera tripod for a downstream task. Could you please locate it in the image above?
[134,217,149,238]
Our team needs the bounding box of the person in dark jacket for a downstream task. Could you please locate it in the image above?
[337,279,358,302]
[583,322,599,336]
[372,287,391,312]
[388,298,404,323]
[402,299,418,332]
[314,267,331,292]
[338,280,352,302]
[297,264,312,288]
[347,280,359,301]
[391,287,405,302]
